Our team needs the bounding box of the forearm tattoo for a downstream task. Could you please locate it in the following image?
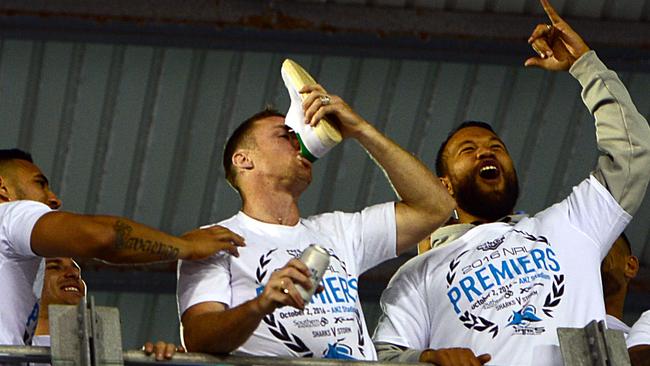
[113,220,180,260]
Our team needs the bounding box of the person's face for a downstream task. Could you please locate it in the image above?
[1,160,61,209]
[442,126,519,222]
[601,237,638,299]
[41,258,86,306]
[248,116,312,190]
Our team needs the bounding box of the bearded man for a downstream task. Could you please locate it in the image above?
[372,0,650,365]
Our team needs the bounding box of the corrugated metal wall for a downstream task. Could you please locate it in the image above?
[306,0,650,21]
[1,38,648,347]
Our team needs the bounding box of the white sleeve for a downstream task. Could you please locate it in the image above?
[311,202,397,274]
[627,310,650,348]
[543,176,631,258]
[372,263,430,349]
[355,202,397,273]
[0,201,52,258]
[176,254,231,317]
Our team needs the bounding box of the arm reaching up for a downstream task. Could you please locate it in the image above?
[301,84,455,255]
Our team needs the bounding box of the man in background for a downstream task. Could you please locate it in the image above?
[601,234,650,365]
[32,257,182,361]
[0,148,245,345]
[602,234,639,336]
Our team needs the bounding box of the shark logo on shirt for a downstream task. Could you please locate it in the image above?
[507,305,542,326]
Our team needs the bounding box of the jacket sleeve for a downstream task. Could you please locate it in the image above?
[375,341,423,363]
[570,51,650,216]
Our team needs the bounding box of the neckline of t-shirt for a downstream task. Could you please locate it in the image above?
[458,221,511,242]
[236,211,302,231]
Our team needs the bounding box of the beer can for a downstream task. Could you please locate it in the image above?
[296,244,330,302]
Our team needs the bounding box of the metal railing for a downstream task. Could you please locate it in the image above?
[0,296,632,365]
[0,346,422,366]
[0,297,422,365]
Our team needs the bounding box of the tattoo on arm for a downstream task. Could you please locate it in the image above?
[113,220,180,260]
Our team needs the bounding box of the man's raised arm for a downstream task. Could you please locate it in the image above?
[301,84,455,255]
[525,0,650,216]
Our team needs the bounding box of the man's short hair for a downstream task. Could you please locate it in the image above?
[617,232,632,256]
[435,121,496,176]
[0,149,33,175]
[222,108,286,189]
[0,149,33,164]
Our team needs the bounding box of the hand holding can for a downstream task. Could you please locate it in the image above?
[295,244,330,302]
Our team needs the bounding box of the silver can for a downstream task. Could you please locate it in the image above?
[296,244,330,302]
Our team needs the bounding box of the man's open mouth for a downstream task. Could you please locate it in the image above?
[478,162,500,180]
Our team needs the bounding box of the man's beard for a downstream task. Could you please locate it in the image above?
[452,170,519,222]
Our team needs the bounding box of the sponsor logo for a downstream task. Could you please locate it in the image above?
[323,341,355,359]
[477,236,506,251]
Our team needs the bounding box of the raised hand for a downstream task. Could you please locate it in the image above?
[255,258,313,314]
[420,348,491,366]
[300,84,370,140]
[180,225,245,260]
[524,0,590,70]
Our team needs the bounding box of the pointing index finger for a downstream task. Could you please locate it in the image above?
[540,0,563,24]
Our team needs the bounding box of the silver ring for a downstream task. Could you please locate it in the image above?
[546,24,552,31]
[280,280,289,294]
[319,95,331,106]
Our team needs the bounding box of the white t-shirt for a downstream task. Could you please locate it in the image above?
[606,314,630,337]
[178,203,396,360]
[32,335,50,347]
[0,201,51,345]
[628,310,650,348]
[30,335,52,366]
[373,176,630,366]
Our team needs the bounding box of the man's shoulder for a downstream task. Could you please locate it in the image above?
[0,200,50,215]
[201,213,241,230]
[304,202,395,223]
[534,175,621,219]
[390,248,447,283]
[0,200,52,238]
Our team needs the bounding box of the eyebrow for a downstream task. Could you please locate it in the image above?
[273,124,291,132]
[457,140,476,147]
[35,173,49,185]
[457,137,504,147]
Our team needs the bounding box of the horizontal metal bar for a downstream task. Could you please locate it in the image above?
[0,346,423,365]
[0,0,648,71]
[0,0,648,47]
[122,350,424,365]
[0,345,51,363]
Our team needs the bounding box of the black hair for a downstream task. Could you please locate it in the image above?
[617,232,632,255]
[435,121,497,176]
[222,108,286,189]
[0,148,33,164]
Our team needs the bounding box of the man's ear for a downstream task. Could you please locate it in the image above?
[0,176,11,202]
[625,255,640,280]
[232,150,254,171]
[439,176,454,196]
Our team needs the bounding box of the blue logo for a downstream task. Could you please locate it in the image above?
[323,341,355,359]
[507,305,542,327]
